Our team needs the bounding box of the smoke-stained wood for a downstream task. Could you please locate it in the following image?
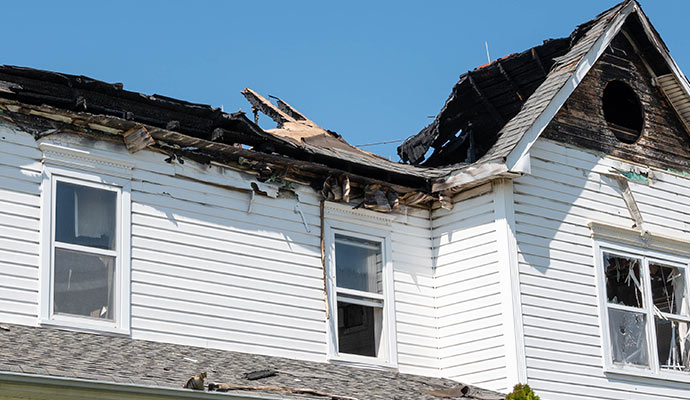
[542,31,690,173]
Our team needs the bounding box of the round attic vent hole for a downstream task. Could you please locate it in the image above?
[602,80,644,143]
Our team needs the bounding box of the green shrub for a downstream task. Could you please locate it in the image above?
[506,384,540,400]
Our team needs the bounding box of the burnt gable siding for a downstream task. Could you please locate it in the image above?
[542,32,690,173]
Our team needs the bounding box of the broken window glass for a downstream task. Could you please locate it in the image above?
[335,235,382,294]
[56,182,117,250]
[650,263,688,317]
[604,253,643,308]
[609,308,649,367]
[53,248,115,320]
[655,318,690,372]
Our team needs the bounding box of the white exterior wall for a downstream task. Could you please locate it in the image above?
[433,183,511,392]
[0,126,437,376]
[514,138,690,400]
[0,126,42,327]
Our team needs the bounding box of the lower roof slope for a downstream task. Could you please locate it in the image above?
[0,324,504,400]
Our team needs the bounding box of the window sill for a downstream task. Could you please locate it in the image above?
[39,319,130,337]
[328,354,398,371]
[605,365,690,384]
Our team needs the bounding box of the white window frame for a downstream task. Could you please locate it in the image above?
[324,219,397,369]
[594,234,690,382]
[39,153,132,335]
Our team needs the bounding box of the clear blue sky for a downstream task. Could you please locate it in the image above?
[2,1,687,160]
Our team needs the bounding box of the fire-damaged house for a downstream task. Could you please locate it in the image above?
[1,1,690,399]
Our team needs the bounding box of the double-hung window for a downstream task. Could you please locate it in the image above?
[597,243,690,377]
[40,151,132,334]
[325,221,396,367]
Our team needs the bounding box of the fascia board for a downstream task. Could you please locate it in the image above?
[0,371,280,400]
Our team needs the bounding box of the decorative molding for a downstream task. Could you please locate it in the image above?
[588,221,690,255]
[39,142,135,178]
[324,201,396,225]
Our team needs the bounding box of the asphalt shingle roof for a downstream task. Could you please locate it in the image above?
[0,324,504,400]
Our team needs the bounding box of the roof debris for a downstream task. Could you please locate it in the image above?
[183,372,206,390]
[0,324,505,399]
[243,369,277,380]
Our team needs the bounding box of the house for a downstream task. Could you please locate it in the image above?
[1,0,689,399]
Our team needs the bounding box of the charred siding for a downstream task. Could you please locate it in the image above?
[542,31,690,173]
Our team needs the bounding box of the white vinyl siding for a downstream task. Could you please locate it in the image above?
[0,128,438,377]
[0,125,42,326]
[514,138,690,399]
[432,183,509,392]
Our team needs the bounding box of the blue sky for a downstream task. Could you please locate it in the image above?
[2,1,687,160]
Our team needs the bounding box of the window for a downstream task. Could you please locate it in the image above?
[40,158,131,334]
[598,245,690,376]
[325,220,396,367]
[602,80,644,143]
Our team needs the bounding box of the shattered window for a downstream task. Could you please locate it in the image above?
[608,309,649,366]
[605,253,643,308]
[333,234,385,359]
[52,180,119,322]
[601,250,690,374]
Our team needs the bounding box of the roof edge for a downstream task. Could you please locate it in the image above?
[0,371,277,400]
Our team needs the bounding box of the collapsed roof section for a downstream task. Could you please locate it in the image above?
[0,66,451,211]
[397,2,628,167]
[398,38,570,166]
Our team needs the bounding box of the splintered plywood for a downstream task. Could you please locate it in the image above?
[122,126,154,153]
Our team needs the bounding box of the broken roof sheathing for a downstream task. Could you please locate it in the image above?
[0,324,504,400]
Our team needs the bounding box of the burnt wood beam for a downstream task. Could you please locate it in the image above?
[497,61,524,102]
[531,48,547,77]
[468,74,504,127]
[149,128,429,192]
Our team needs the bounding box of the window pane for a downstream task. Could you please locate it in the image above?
[53,248,115,320]
[337,301,382,357]
[609,309,649,367]
[604,253,643,308]
[56,182,116,250]
[335,235,382,294]
[650,263,688,317]
[656,318,690,372]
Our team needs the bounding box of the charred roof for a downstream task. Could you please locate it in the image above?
[397,1,635,167]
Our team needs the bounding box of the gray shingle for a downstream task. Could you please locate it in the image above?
[0,324,504,400]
